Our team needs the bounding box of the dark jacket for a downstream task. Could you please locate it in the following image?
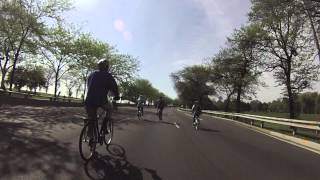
[85,70,119,107]
[157,99,165,110]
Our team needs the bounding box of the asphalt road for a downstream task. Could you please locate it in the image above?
[0,105,319,180]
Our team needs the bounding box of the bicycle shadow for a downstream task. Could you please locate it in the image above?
[198,127,220,133]
[142,119,177,126]
[84,144,162,180]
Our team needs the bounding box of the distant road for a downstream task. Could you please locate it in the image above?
[0,105,319,180]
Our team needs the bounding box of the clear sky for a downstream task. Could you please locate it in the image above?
[63,0,319,102]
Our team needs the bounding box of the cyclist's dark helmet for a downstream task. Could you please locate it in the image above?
[98,58,109,71]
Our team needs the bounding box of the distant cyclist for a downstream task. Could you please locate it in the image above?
[156,96,165,120]
[85,58,120,138]
[137,95,145,116]
[191,100,201,126]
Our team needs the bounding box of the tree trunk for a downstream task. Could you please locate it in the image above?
[54,70,59,99]
[224,94,232,112]
[9,51,20,91]
[236,86,242,113]
[1,48,10,90]
[76,88,79,98]
[0,71,6,90]
[287,84,295,119]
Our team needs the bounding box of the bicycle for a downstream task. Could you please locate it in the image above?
[193,113,200,131]
[79,101,114,161]
[137,106,143,120]
[157,108,163,120]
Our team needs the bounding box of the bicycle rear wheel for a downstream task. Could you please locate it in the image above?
[79,123,96,161]
[104,117,113,145]
[137,110,142,120]
[195,118,200,131]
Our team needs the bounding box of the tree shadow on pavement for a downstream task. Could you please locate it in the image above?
[113,107,177,129]
[0,121,83,180]
[84,144,162,180]
[0,105,85,133]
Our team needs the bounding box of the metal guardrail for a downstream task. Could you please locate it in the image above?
[180,108,320,136]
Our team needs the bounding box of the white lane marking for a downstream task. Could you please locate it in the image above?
[184,113,203,121]
[174,122,180,129]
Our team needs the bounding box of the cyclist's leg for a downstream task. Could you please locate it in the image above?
[159,109,163,120]
[196,112,200,124]
[141,106,144,116]
[101,104,111,134]
[85,106,97,139]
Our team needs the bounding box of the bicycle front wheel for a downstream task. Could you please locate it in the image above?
[104,118,113,145]
[138,111,142,120]
[79,123,96,161]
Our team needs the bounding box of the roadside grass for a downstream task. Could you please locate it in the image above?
[249,120,320,143]
[1,89,82,102]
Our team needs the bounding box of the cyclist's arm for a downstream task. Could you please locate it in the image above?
[87,72,94,91]
[110,76,120,100]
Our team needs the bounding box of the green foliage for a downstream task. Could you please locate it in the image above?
[7,65,46,92]
[0,0,141,99]
[171,65,215,108]
[0,0,72,90]
[121,78,166,104]
[6,67,27,91]
[249,0,320,118]
[109,54,139,86]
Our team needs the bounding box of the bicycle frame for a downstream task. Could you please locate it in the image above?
[79,99,114,161]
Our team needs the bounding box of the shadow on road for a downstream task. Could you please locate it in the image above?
[0,121,82,180]
[84,144,162,180]
[199,127,220,133]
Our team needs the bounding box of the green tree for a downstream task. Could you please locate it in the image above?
[211,49,238,112]
[63,71,81,98]
[0,0,71,91]
[171,65,215,108]
[121,79,158,103]
[250,0,319,118]
[296,0,320,60]
[109,54,139,87]
[71,33,110,99]
[298,92,318,114]
[227,24,263,113]
[41,24,75,98]
[6,65,45,92]
[6,66,27,91]
[25,65,46,93]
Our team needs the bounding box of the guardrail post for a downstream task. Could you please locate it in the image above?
[260,122,264,128]
[292,127,297,136]
[250,120,253,126]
